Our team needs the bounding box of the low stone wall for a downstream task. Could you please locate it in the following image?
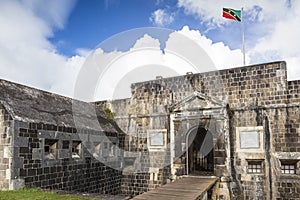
[10,120,123,194]
[121,167,169,196]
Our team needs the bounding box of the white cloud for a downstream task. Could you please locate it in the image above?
[81,33,196,101]
[50,55,85,97]
[75,48,93,57]
[0,0,244,101]
[21,0,76,30]
[150,9,174,26]
[177,0,300,80]
[177,0,287,27]
[1,0,298,102]
[131,34,161,49]
[81,26,245,101]
[0,0,83,97]
[177,26,245,69]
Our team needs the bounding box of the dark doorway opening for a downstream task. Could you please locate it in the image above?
[187,127,214,176]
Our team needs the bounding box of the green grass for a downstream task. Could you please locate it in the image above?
[0,188,96,200]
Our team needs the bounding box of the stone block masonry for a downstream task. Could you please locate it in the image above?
[103,61,300,199]
[121,166,170,197]
[0,78,125,194]
[11,120,123,194]
[0,107,13,189]
[1,61,300,199]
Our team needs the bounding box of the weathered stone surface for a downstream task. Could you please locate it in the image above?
[102,61,300,199]
[0,79,118,132]
[1,61,300,199]
[0,79,125,194]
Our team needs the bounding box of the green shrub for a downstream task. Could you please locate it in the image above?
[104,108,115,121]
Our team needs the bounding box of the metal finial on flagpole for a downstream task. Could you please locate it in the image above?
[241,7,246,66]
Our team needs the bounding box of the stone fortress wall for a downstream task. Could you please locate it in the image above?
[0,61,299,199]
[102,61,300,199]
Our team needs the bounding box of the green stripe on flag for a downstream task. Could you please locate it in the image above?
[223,8,241,21]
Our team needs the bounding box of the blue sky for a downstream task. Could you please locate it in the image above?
[53,1,167,54]
[49,0,243,56]
[0,0,299,100]
[50,0,163,55]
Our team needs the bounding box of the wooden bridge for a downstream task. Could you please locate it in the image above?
[131,176,217,200]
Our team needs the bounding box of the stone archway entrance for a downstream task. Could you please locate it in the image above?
[169,92,229,178]
[186,126,214,175]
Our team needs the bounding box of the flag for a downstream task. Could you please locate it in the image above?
[223,8,241,21]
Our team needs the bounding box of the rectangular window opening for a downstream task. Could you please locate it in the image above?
[280,160,297,174]
[94,142,101,157]
[109,143,117,157]
[44,139,58,160]
[72,141,82,158]
[247,160,263,174]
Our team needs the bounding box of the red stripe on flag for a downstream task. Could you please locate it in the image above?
[223,12,237,21]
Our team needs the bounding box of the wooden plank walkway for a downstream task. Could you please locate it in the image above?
[131,176,217,200]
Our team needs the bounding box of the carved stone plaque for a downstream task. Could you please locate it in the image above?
[149,132,164,146]
[240,131,260,148]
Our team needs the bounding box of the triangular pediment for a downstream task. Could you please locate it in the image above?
[170,91,225,112]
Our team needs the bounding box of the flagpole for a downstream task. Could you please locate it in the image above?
[241,7,246,66]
